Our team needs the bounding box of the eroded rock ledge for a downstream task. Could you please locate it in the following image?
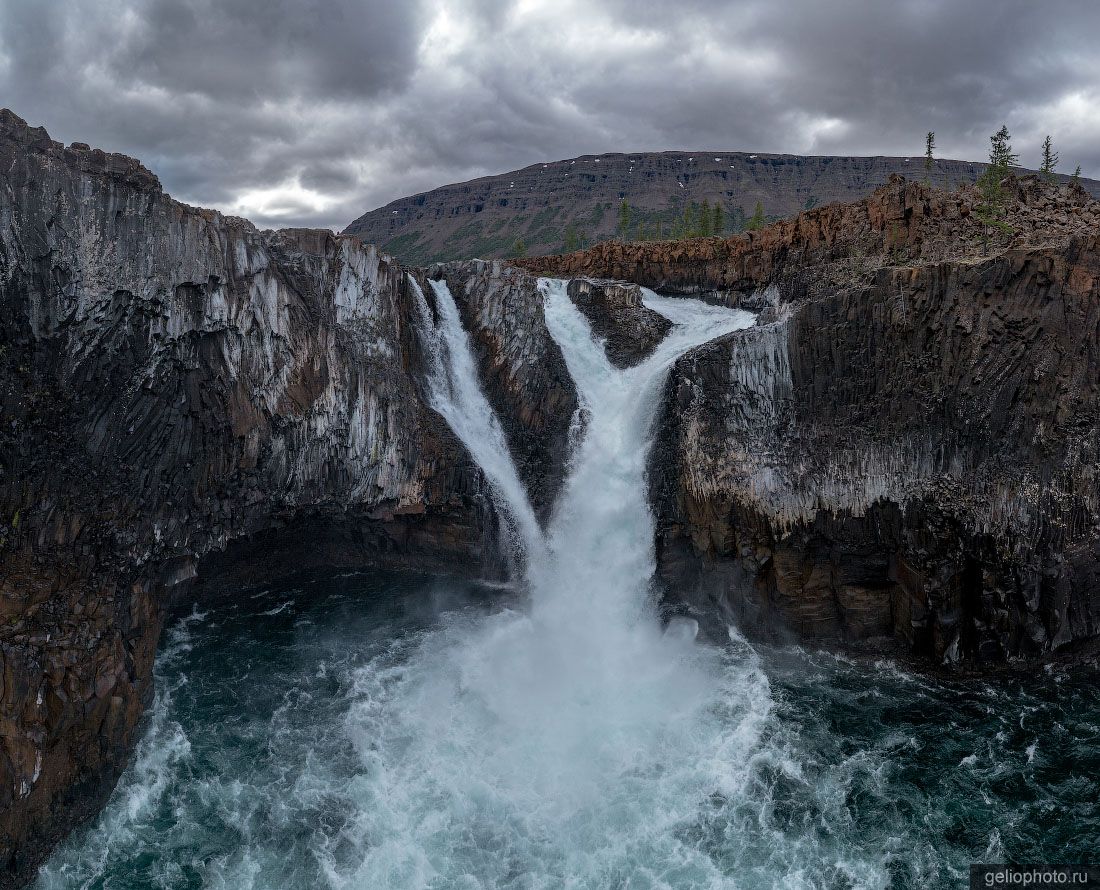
[434,261,577,518]
[565,279,671,367]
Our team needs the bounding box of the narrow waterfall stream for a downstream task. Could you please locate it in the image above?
[412,276,545,565]
[37,281,1100,890]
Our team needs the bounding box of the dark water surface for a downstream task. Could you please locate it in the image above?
[36,573,1100,889]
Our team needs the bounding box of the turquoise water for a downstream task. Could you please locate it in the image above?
[36,573,1100,890]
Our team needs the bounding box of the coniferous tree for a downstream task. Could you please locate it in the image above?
[1072,165,1082,186]
[617,199,631,237]
[681,205,694,238]
[924,131,935,170]
[988,124,1019,170]
[563,223,580,253]
[1040,135,1059,181]
[975,124,1018,244]
[512,238,527,258]
[746,201,765,231]
[713,203,724,234]
[698,200,712,236]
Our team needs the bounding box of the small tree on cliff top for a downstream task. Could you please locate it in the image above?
[713,202,724,235]
[976,124,1017,243]
[617,199,631,237]
[1040,135,1059,181]
[698,199,712,237]
[988,124,1019,171]
[924,131,935,170]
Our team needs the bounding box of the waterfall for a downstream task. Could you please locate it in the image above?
[327,275,769,887]
[43,277,1099,890]
[409,275,545,565]
[531,278,755,628]
[412,272,754,593]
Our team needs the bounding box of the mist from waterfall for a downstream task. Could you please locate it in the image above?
[307,278,773,887]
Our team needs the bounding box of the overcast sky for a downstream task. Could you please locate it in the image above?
[2,0,1098,231]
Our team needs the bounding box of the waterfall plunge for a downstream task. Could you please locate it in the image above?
[411,276,545,567]
[40,278,1095,890]
[335,276,772,888]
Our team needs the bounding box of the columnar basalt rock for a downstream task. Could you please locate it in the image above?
[533,178,1100,664]
[648,240,1100,661]
[0,110,524,885]
[3,104,1100,886]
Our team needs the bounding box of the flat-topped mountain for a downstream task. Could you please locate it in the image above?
[344,150,1100,264]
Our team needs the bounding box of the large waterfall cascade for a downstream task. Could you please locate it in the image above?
[38,278,1097,890]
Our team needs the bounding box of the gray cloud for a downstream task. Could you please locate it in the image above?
[2,0,1098,230]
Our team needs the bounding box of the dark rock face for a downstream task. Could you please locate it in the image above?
[652,244,1100,660]
[3,103,1100,886]
[565,279,671,368]
[0,111,522,886]
[344,151,1100,265]
[434,261,578,519]
[647,248,1099,662]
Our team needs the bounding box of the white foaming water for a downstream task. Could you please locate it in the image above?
[320,280,785,888]
[411,276,544,563]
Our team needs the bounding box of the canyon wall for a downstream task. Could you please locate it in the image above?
[3,106,1100,885]
[0,110,569,886]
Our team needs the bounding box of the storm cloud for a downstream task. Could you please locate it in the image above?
[2,0,1098,230]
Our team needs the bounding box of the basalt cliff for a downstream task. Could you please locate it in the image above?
[2,107,1100,886]
[520,175,1100,664]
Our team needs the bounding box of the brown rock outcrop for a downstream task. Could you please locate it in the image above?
[519,174,1100,306]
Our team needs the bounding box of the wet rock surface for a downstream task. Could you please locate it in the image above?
[565,279,671,368]
[649,245,1100,663]
[540,178,1100,664]
[434,260,578,519]
[3,104,1100,885]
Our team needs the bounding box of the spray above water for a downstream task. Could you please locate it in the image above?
[314,278,768,887]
